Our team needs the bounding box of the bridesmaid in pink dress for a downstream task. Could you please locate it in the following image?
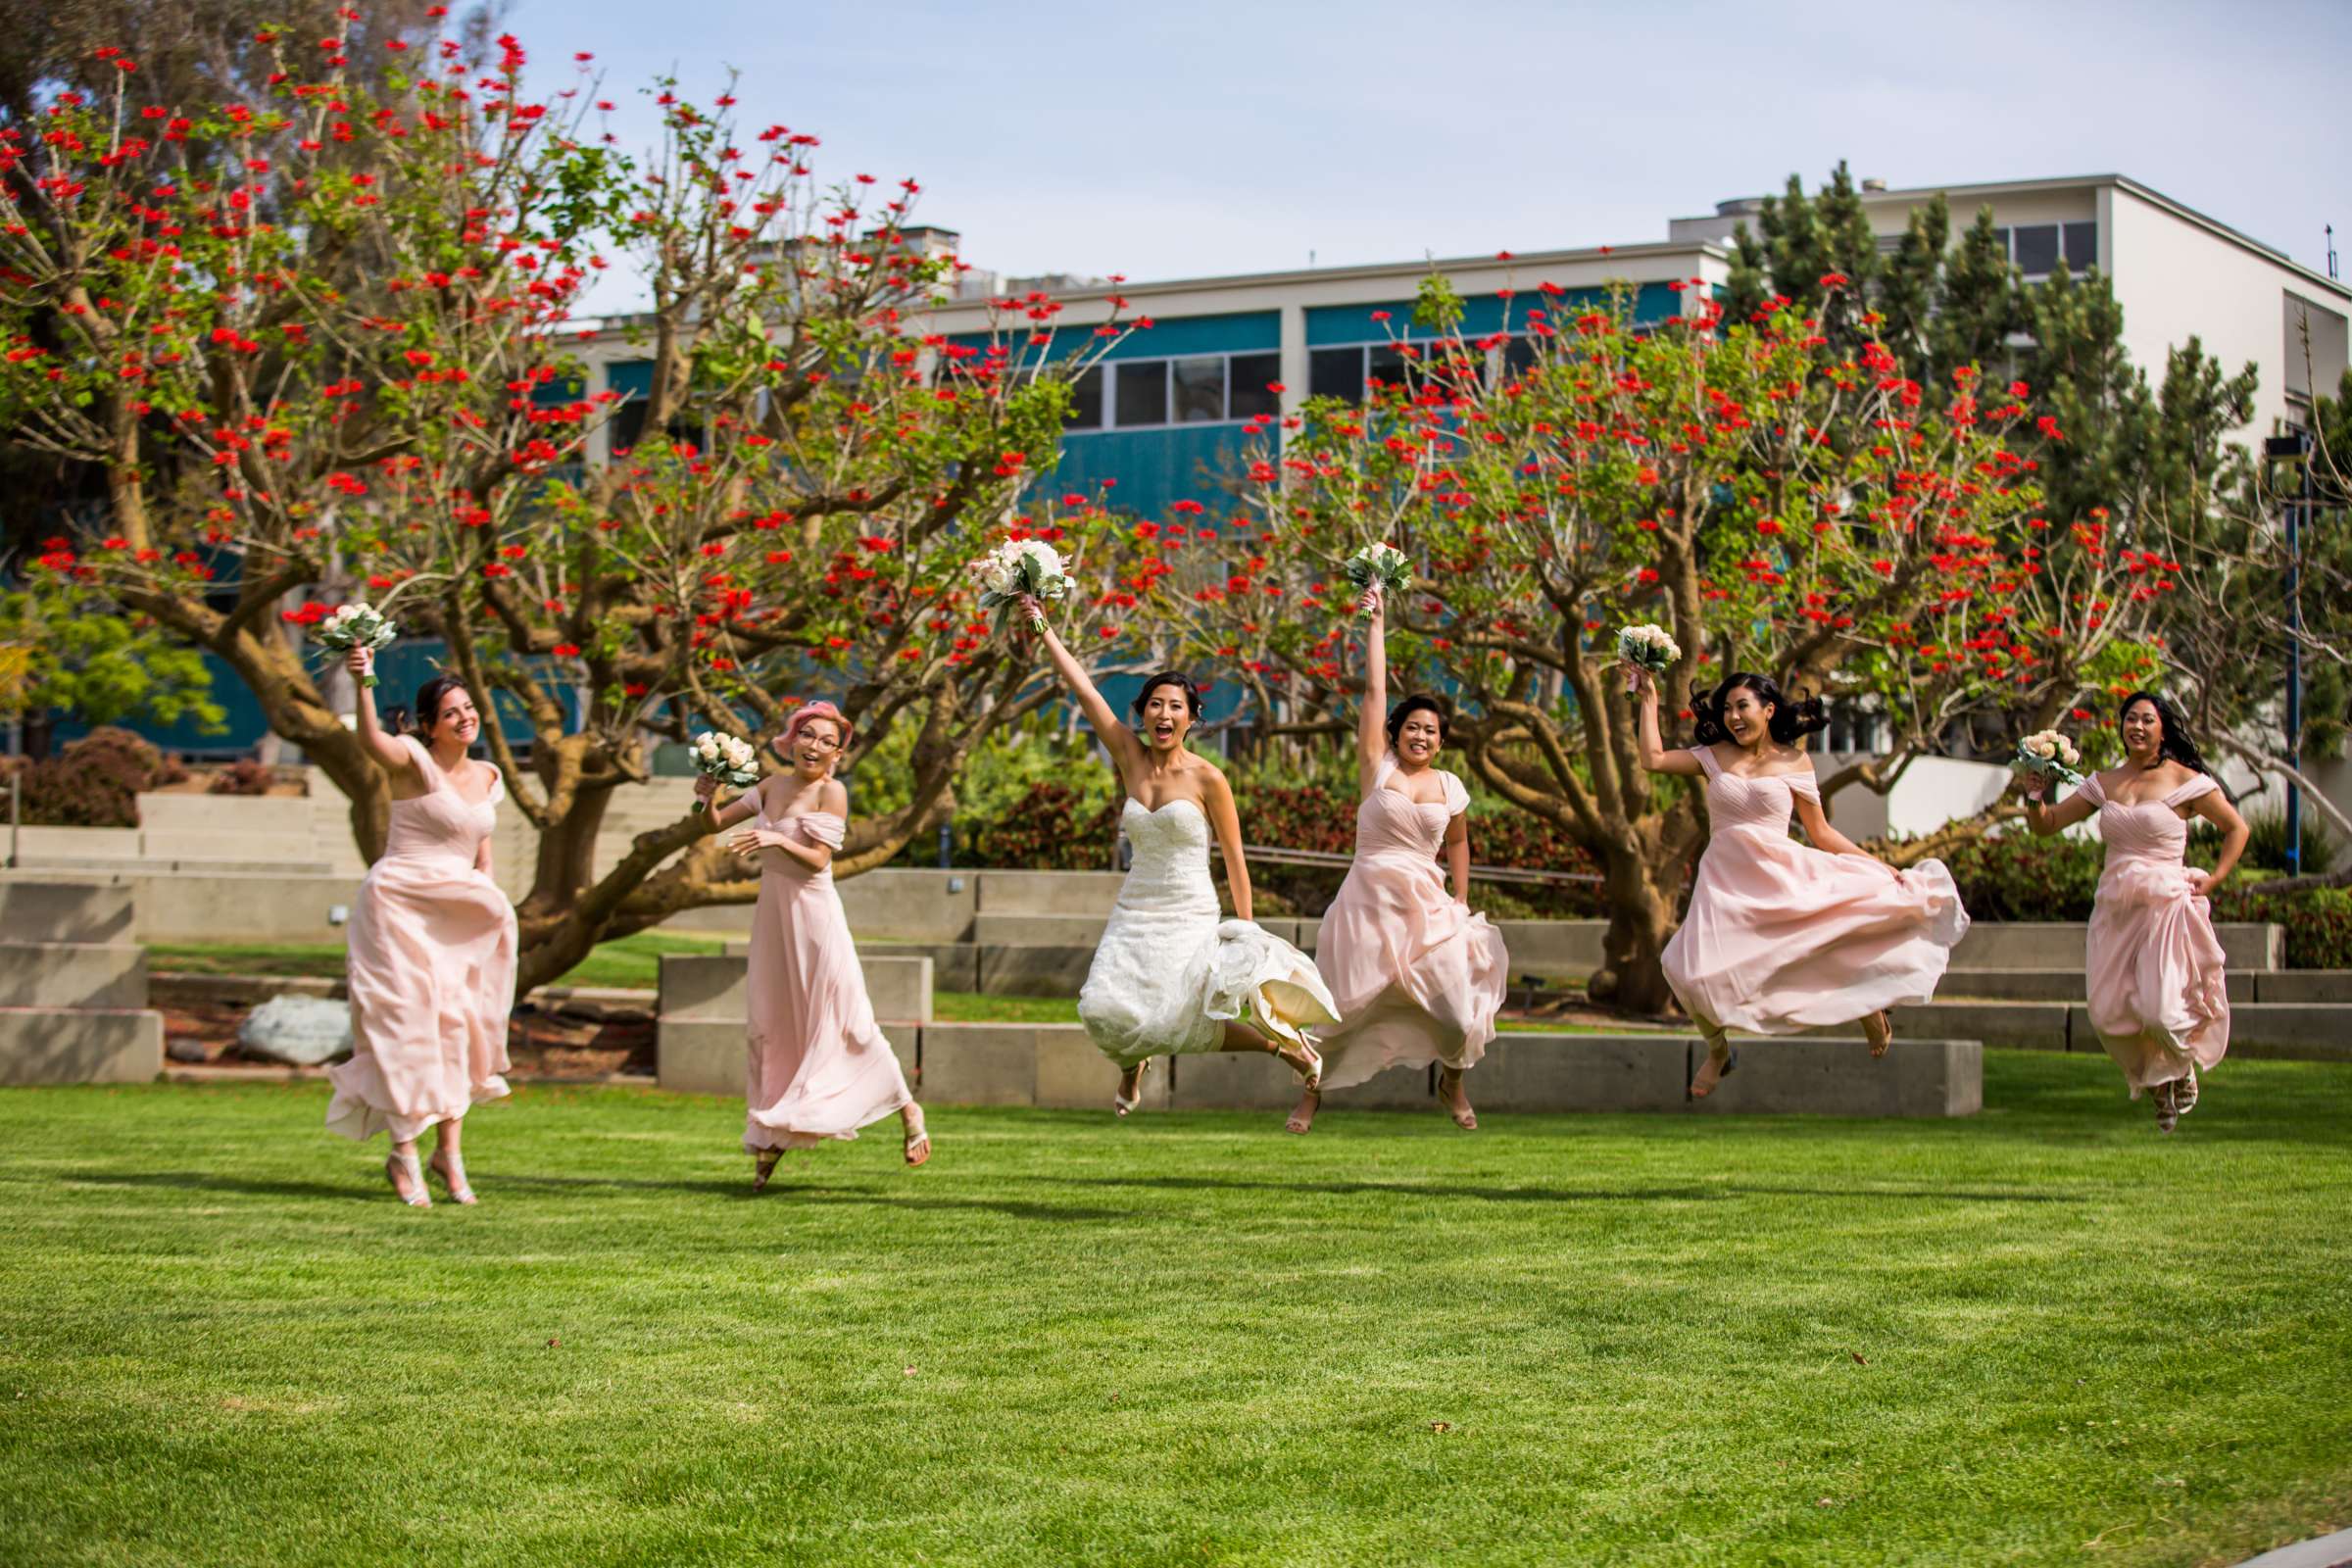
[694,702,929,1189]
[2018,691,2246,1131]
[1289,587,1507,1134]
[1633,667,1968,1097]
[325,655,517,1206]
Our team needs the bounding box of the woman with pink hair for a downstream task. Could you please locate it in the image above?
[695,702,930,1188]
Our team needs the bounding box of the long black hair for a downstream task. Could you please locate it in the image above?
[1131,670,1201,719]
[2117,690,2210,775]
[1385,693,1449,748]
[1689,671,1828,748]
[388,672,471,739]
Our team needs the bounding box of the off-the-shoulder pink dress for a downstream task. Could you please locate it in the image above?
[740,792,915,1152]
[2079,772,2230,1096]
[326,736,516,1144]
[1313,757,1508,1090]
[1662,746,1968,1036]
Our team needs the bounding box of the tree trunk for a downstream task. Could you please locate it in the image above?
[521,784,613,928]
[1586,841,1688,1016]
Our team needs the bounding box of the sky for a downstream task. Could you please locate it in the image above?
[511,0,2352,307]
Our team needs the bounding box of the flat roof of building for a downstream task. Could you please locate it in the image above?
[1680,172,2352,304]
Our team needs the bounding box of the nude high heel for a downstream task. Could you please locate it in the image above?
[386,1152,430,1208]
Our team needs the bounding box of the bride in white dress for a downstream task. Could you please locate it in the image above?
[1024,596,1338,1113]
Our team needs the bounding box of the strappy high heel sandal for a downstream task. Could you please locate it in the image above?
[1274,1038,1323,1093]
[1864,1009,1895,1059]
[428,1149,476,1205]
[752,1147,784,1192]
[1690,1042,1740,1100]
[1285,1086,1320,1136]
[2172,1068,2199,1120]
[385,1151,430,1208]
[903,1106,931,1167]
[1114,1059,1149,1117]
[1435,1066,1478,1131]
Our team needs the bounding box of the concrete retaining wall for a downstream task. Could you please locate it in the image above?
[667,953,933,1025]
[1951,921,2280,972]
[657,1017,918,1098]
[689,1025,1983,1117]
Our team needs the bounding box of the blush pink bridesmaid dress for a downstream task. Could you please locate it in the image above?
[326,736,517,1144]
[740,794,914,1152]
[2078,772,2230,1102]
[1662,747,1967,1036]
[1314,757,1508,1090]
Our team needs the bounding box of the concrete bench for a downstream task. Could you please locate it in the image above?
[898,1024,1981,1117]
[676,952,933,1024]
[1951,921,2280,972]
[0,942,148,1010]
[0,881,136,944]
[657,1018,918,1098]
[0,1006,163,1085]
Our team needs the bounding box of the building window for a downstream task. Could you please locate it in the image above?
[1113,361,1168,427]
[2283,290,2351,403]
[1063,365,1103,429]
[1991,221,2097,278]
[2062,221,2096,271]
[1309,345,1364,403]
[609,400,650,454]
[1080,350,1286,428]
[1171,357,1226,423]
[2012,224,2060,277]
[1228,352,1281,418]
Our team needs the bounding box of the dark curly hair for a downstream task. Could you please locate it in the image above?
[1385,694,1449,749]
[1131,670,1201,720]
[1689,671,1828,748]
[2117,690,2211,775]
[387,672,472,740]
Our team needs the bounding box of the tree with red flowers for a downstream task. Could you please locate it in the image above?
[0,21,1146,988]
[1162,271,2145,1012]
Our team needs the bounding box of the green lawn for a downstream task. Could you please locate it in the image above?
[2,1055,2348,1566]
[150,931,727,991]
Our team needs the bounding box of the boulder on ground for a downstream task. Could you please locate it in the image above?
[237,995,353,1066]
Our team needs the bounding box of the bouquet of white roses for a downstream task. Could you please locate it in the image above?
[689,731,761,814]
[313,603,399,687]
[1343,541,1412,615]
[968,539,1072,633]
[1615,622,1681,693]
[2011,728,2084,794]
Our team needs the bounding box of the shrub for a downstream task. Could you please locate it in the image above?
[1940,830,2105,921]
[207,760,279,797]
[2208,808,2340,876]
[13,726,184,827]
[963,781,1123,870]
[2211,884,2352,970]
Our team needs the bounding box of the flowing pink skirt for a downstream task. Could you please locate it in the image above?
[1663,827,1967,1036]
[2085,859,2230,1095]
[742,866,913,1153]
[1315,853,1508,1090]
[326,856,516,1144]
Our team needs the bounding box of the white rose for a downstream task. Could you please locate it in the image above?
[2026,736,2054,760]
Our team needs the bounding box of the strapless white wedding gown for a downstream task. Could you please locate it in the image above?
[1077,798,1338,1069]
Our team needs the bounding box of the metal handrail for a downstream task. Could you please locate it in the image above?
[1243,843,1600,886]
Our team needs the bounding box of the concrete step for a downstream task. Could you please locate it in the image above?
[971,912,1109,947]
[1952,921,2279,972]
[1939,968,2259,1004]
[0,942,148,1009]
[0,881,135,943]
[976,870,1128,915]
[1798,999,2351,1062]
[665,952,932,1025]
[0,1006,163,1084]
[2252,971,2352,1004]
[657,1016,916,1098]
